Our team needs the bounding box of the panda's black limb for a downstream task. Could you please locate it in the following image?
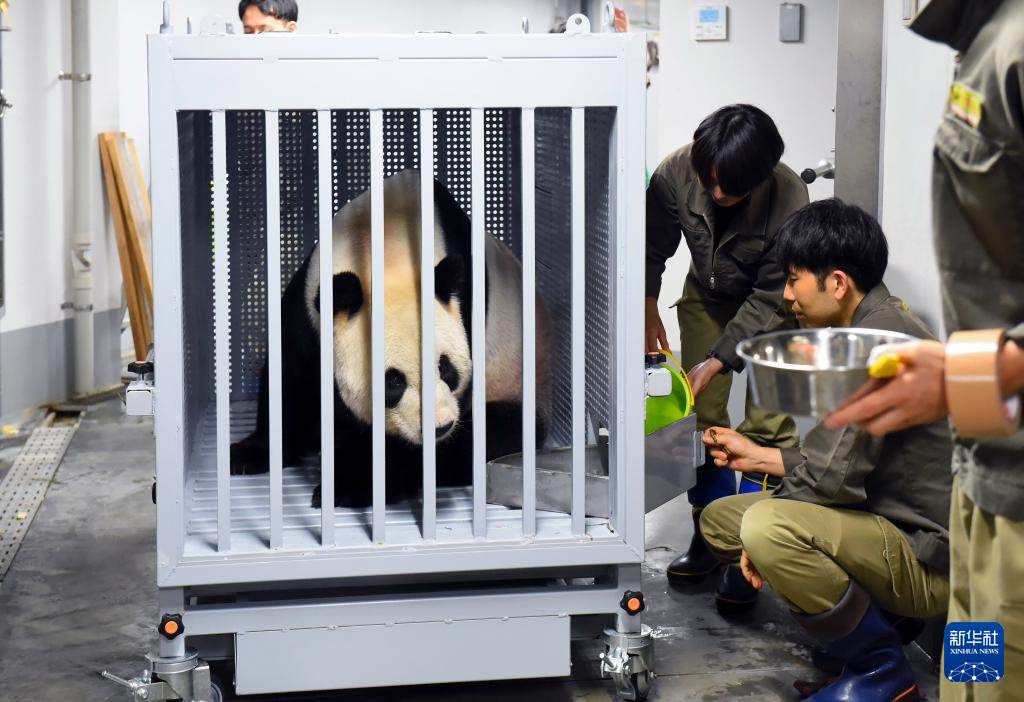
[484,401,550,461]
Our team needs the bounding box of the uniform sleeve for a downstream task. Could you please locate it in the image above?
[775,423,884,507]
[709,238,788,368]
[645,171,683,299]
[709,181,808,369]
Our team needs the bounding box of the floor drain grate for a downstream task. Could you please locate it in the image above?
[0,415,81,581]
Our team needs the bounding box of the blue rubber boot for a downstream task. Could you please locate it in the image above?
[737,471,783,494]
[686,459,737,507]
[795,581,920,702]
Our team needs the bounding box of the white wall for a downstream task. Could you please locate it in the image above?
[118,0,565,182]
[1,1,123,331]
[650,0,839,347]
[2,0,73,334]
[878,0,954,335]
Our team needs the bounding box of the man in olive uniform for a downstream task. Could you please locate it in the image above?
[645,104,806,608]
[827,1,1024,700]
[701,200,952,701]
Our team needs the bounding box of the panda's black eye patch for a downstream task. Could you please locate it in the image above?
[384,369,407,408]
[439,355,459,391]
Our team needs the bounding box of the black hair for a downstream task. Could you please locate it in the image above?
[777,198,889,293]
[238,0,298,22]
[690,104,784,197]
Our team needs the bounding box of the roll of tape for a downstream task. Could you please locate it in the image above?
[945,329,1021,438]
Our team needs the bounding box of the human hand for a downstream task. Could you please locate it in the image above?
[826,340,947,436]
[703,426,784,476]
[688,357,725,397]
[645,297,669,354]
[740,550,764,590]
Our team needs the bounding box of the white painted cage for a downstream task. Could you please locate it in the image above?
[147,20,662,698]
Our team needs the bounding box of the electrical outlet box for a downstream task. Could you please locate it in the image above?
[780,3,803,42]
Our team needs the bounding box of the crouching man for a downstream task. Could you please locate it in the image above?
[700,199,952,701]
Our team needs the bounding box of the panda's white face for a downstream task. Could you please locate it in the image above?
[329,264,471,444]
[305,176,472,446]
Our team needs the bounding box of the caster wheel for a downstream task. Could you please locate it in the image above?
[209,681,224,702]
[630,670,652,700]
[610,668,652,701]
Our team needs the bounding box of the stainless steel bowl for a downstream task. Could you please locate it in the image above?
[736,328,915,419]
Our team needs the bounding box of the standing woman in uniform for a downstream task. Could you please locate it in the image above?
[646,104,807,610]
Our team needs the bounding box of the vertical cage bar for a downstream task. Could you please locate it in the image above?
[419,108,437,540]
[212,110,232,552]
[610,110,625,532]
[317,109,336,546]
[470,108,487,538]
[370,109,386,544]
[265,110,284,550]
[148,37,185,584]
[520,107,537,537]
[570,107,586,537]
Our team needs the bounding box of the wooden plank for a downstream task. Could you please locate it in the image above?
[102,134,150,352]
[105,135,154,309]
[103,133,152,350]
[104,133,154,343]
[98,134,148,360]
[126,137,152,222]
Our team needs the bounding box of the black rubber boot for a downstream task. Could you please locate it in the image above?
[667,508,720,584]
[810,613,926,676]
[793,582,921,702]
[715,563,759,615]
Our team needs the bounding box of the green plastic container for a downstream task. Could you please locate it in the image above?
[645,360,695,436]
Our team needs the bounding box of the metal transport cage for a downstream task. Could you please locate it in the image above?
[107,14,699,702]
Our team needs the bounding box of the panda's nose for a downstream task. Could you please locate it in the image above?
[436,421,455,440]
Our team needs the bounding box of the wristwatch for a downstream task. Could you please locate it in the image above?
[707,350,733,374]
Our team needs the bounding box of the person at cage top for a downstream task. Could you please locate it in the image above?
[645,104,807,602]
[239,0,298,34]
[700,199,952,702]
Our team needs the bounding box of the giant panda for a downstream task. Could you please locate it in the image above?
[231,169,552,508]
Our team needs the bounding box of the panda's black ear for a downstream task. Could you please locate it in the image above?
[314,272,364,319]
[435,254,464,305]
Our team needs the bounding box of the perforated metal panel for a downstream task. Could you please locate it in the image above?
[534,108,573,446]
[189,108,528,404]
[181,106,615,446]
[228,112,268,399]
[583,108,616,433]
[178,112,215,460]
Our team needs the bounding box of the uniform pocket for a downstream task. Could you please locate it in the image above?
[934,115,1024,278]
[935,115,1004,172]
[727,239,765,266]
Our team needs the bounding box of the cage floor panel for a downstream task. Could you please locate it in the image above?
[182,403,616,555]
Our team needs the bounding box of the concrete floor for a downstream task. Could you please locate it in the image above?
[0,397,940,700]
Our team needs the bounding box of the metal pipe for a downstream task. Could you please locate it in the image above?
[70,0,94,394]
